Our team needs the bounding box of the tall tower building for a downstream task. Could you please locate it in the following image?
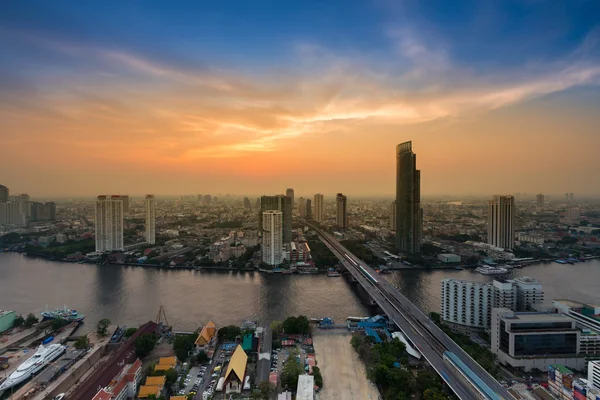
[95,195,124,252]
[286,188,295,208]
[313,194,324,222]
[204,195,212,204]
[536,193,545,208]
[145,194,156,245]
[260,195,292,243]
[262,210,283,266]
[0,185,8,202]
[395,141,423,254]
[243,197,251,209]
[0,201,25,227]
[487,195,515,250]
[18,194,30,203]
[390,200,397,231]
[306,199,312,220]
[42,202,56,221]
[336,193,347,230]
[441,279,493,330]
[298,197,306,217]
[121,195,130,213]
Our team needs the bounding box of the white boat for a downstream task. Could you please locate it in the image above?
[475,266,508,275]
[0,344,66,393]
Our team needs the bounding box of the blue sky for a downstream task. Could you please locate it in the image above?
[1,0,599,196]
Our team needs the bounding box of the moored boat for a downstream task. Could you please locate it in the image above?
[41,305,85,322]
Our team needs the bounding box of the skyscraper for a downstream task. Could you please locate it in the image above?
[336,193,347,230]
[0,185,8,202]
[0,201,25,227]
[536,193,545,208]
[260,195,292,243]
[306,199,312,220]
[395,141,422,254]
[487,195,515,250]
[262,210,283,266]
[42,202,56,221]
[121,195,130,213]
[204,194,212,204]
[286,188,295,208]
[390,200,397,231]
[95,195,124,252]
[145,194,156,245]
[313,193,324,222]
[19,193,30,203]
[243,197,251,209]
[298,197,306,217]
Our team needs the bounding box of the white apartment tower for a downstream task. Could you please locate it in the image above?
[493,279,518,310]
[313,193,324,222]
[441,279,493,331]
[512,276,544,311]
[145,194,156,245]
[262,210,283,266]
[95,195,124,252]
[488,195,515,250]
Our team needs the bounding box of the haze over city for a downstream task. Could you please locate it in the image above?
[1,0,600,197]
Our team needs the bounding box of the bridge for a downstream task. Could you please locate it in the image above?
[310,224,513,400]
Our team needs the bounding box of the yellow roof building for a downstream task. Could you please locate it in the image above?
[195,321,216,346]
[170,397,188,400]
[158,356,177,365]
[144,376,166,386]
[137,385,161,398]
[224,345,248,384]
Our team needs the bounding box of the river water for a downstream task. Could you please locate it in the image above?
[0,253,598,333]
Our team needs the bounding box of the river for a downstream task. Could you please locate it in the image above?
[0,253,598,333]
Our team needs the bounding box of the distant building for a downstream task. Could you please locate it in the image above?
[565,206,581,223]
[569,192,574,201]
[441,279,493,332]
[42,202,56,221]
[283,242,311,263]
[298,197,306,218]
[19,193,30,203]
[0,184,8,202]
[95,195,124,252]
[204,194,211,204]
[145,195,156,245]
[243,197,251,209]
[262,210,283,265]
[313,193,324,223]
[553,299,600,333]
[395,141,422,254]
[390,200,396,231]
[0,201,25,227]
[536,193,545,208]
[121,195,130,213]
[487,195,515,250]
[286,188,294,208]
[438,253,460,263]
[306,199,312,220]
[491,309,585,371]
[260,195,292,243]
[336,193,347,230]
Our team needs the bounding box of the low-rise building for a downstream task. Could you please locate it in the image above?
[154,356,178,372]
[138,375,166,399]
[438,253,461,263]
[554,299,600,333]
[194,321,216,349]
[589,360,600,391]
[296,374,315,400]
[0,310,16,333]
[92,359,142,400]
[224,345,247,393]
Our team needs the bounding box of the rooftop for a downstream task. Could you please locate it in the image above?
[550,364,573,375]
[138,385,161,398]
[296,375,315,400]
[225,345,248,383]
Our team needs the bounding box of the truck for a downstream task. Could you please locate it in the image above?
[216,377,225,392]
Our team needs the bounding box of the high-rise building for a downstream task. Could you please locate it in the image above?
[262,210,283,266]
[512,276,544,311]
[487,195,515,250]
[336,193,347,230]
[204,195,212,204]
[145,195,156,245]
[313,194,324,222]
[243,197,251,209]
[0,185,8,202]
[286,188,294,208]
[121,195,130,213]
[536,193,544,208]
[395,141,422,254]
[589,360,600,391]
[441,279,493,331]
[569,192,574,201]
[306,199,312,220]
[42,202,56,221]
[298,197,306,218]
[19,194,30,203]
[197,194,203,202]
[30,202,44,221]
[566,206,580,222]
[390,200,397,231]
[0,201,25,227]
[95,195,124,252]
[260,195,292,243]
[493,279,518,311]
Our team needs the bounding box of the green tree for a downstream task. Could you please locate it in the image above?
[257,381,275,399]
[173,334,196,362]
[74,335,90,350]
[423,388,450,400]
[282,315,310,335]
[416,370,443,395]
[124,327,137,338]
[24,313,39,328]
[350,334,364,350]
[270,321,283,335]
[164,368,178,388]
[196,350,209,364]
[312,366,323,388]
[280,354,303,390]
[13,314,25,328]
[218,325,242,342]
[96,318,111,337]
[135,333,157,358]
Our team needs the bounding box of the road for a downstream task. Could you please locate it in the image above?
[310,225,513,400]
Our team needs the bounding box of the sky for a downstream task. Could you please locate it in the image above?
[1,0,600,198]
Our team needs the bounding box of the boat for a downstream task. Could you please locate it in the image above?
[475,266,508,275]
[41,305,85,322]
[513,264,523,269]
[55,394,65,400]
[454,266,464,270]
[327,268,340,277]
[555,260,567,264]
[0,344,66,392]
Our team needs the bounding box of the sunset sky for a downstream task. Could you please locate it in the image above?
[1,0,599,198]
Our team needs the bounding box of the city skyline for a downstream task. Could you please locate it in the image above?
[1,1,600,196]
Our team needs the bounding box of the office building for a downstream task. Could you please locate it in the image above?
[395,141,423,254]
[260,195,292,243]
[336,193,347,230]
[204,194,211,204]
[553,299,600,333]
[441,279,493,332]
[513,276,544,311]
[121,195,130,213]
[262,210,283,266]
[313,193,324,222]
[487,195,515,250]
[390,200,397,231]
[145,195,156,245]
[243,197,251,209]
[589,360,600,390]
[286,188,294,208]
[0,184,8,202]
[298,197,306,217]
[306,199,312,220]
[536,193,545,208]
[491,308,584,371]
[95,195,124,252]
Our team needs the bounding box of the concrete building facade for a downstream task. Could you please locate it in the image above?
[395,141,422,254]
[313,193,324,223]
[145,194,155,245]
[262,210,283,266]
[95,195,124,252]
[488,195,515,250]
[441,279,493,331]
[336,193,347,230]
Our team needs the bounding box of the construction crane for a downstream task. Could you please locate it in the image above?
[155,305,169,327]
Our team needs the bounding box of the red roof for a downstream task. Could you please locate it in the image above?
[127,359,142,374]
[92,389,112,400]
[269,372,278,384]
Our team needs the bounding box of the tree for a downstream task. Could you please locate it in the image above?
[13,314,25,328]
[74,335,90,350]
[196,350,209,364]
[280,354,303,390]
[173,334,196,362]
[270,321,283,335]
[423,388,450,400]
[135,333,157,358]
[312,366,323,388]
[350,334,364,350]
[282,315,310,335]
[257,381,275,399]
[124,327,137,338]
[164,368,178,388]
[96,318,111,337]
[218,325,242,342]
[24,313,39,328]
